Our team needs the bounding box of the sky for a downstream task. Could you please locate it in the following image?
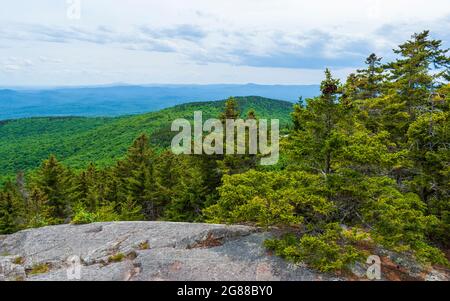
[0,0,449,86]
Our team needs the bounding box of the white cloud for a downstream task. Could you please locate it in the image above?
[0,57,34,73]
[39,56,63,64]
[0,0,448,85]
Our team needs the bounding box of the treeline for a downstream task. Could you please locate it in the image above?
[1,31,449,272]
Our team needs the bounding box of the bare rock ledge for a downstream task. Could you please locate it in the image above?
[0,221,340,281]
[1,221,447,281]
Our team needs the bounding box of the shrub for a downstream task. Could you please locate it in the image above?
[71,204,97,225]
[13,256,24,265]
[204,170,334,228]
[26,214,52,229]
[29,263,50,275]
[71,202,120,225]
[363,191,448,266]
[95,202,120,222]
[119,198,144,221]
[108,253,125,263]
[265,223,366,272]
[138,241,150,250]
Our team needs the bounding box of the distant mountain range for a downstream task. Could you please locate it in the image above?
[0,84,319,120]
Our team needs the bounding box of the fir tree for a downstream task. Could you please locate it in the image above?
[26,187,53,228]
[358,53,385,99]
[290,69,343,175]
[0,182,24,234]
[69,163,99,212]
[118,134,157,219]
[385,31,450,122]
[34,155,69,221]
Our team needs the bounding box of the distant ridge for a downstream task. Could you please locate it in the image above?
[0,84,319,120]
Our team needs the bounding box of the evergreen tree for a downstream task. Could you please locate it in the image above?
[117,134,157,219]
[219,108,259,175]
[26,187,53,228]
[153,150,182,216]
[163,162,206,222]
[69,163,99,212]
[358,53,385,99]
[405,85,450,244]
[289,69,343,174]
[385,31,450,122]
[0,182,24,234]
[342,54,384,104]
[34,155,70,221]
[119,197,144,221]
[220,97,240,121]
[102,168,121,205]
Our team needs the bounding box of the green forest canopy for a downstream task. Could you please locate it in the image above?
[0,96,293,181]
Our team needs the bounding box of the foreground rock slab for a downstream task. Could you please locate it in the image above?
[0,221,337,281]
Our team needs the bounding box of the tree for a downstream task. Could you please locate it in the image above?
[289,69,343,175]
[196,97,242,200]
[342,53,385,104]
[204,170,333,228]
[404,85,450,244]
[219,97,240,121]
[119,197,144,221]
[163,162,206,222]
[34,155,70,221]
[117,134,157,219]
[26,187,53,228]
[0,182,24,234]
[219,109,259,175]
[358,53,385,99]
[385,31,450,122]
[69,163,99,212]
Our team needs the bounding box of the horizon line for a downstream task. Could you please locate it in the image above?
[0,82,320,90]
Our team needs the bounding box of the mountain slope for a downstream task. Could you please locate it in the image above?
[0,96,293,178]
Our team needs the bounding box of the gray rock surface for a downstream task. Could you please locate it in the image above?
[0,221,338,281]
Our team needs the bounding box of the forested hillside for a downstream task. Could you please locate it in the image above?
[0,96,292,181]
[0,31,449,274]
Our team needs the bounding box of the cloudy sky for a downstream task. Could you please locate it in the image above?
[0,0,449,86]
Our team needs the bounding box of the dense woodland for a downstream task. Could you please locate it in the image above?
[0,31,449,272]
[0,96,292,181]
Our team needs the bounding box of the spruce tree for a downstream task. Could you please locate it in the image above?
[358,53,385,99]
[153,150,182,216]
[220,97,240,121]
[290,69,343,175]
[26,187,52,228]
[118,134,157,219]
[342,54,384,104]
[69,163,99,212]
[34,155,69,221]
[0,182,24,234]
[385,31,450,122]
[406,84,450,216]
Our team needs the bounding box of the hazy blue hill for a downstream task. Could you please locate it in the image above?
[0,96,293,181]
[0,84,318,120]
